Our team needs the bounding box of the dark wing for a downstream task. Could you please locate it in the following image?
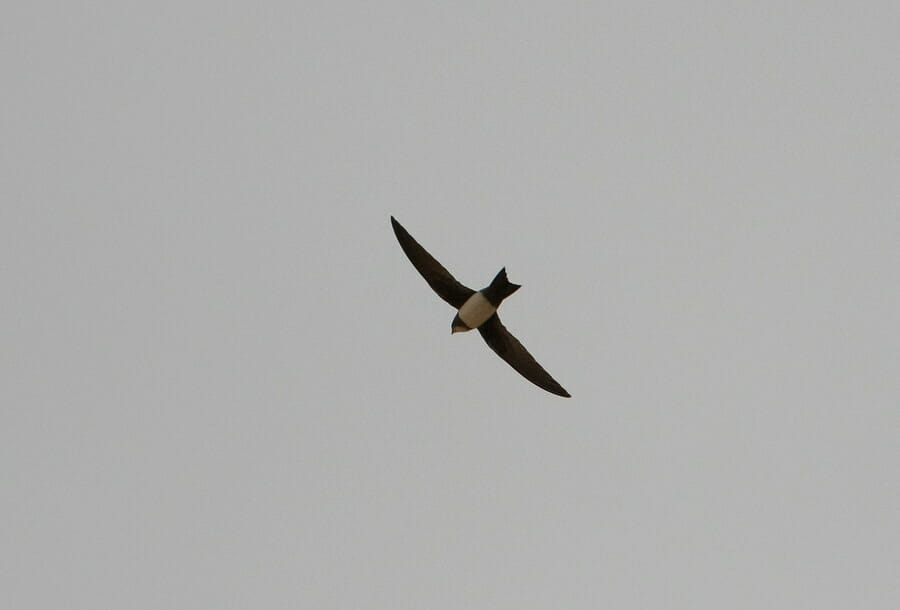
[478,314,571,397]
[391,216,475,308]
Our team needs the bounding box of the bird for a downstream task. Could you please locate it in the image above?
[390,216,570,397]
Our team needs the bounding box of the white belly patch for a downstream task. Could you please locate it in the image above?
[458,292,496,329]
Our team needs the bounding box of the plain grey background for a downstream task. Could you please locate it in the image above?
[3,2,898,608]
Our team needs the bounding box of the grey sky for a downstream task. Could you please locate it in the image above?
[3,2,898,608]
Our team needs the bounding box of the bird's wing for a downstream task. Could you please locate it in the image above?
[391,216,475,308]
[478,314,571,397]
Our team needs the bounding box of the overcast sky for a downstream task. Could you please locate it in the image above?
[3,2,899,608]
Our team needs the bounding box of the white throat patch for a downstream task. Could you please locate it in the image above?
[457,292,496,329]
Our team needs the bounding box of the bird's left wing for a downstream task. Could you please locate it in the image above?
[478,314,570,397]
[391,216,475,308]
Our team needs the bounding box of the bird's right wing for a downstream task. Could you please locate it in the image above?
[391,216,475,308]
[478,314,571,397]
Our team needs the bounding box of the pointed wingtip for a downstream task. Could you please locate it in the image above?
[551,384,572,398]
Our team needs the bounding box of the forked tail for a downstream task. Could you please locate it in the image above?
[488,267,522,300]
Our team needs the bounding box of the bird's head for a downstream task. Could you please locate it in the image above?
[451,314,471,334]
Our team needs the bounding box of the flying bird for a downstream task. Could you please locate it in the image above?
[390,216,570,397]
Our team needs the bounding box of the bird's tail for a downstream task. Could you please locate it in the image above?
[489,267,521,300]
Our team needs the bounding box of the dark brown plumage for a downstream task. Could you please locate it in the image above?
[391,216,570,398]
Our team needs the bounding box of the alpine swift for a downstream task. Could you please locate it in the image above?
[390,216,570,397]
